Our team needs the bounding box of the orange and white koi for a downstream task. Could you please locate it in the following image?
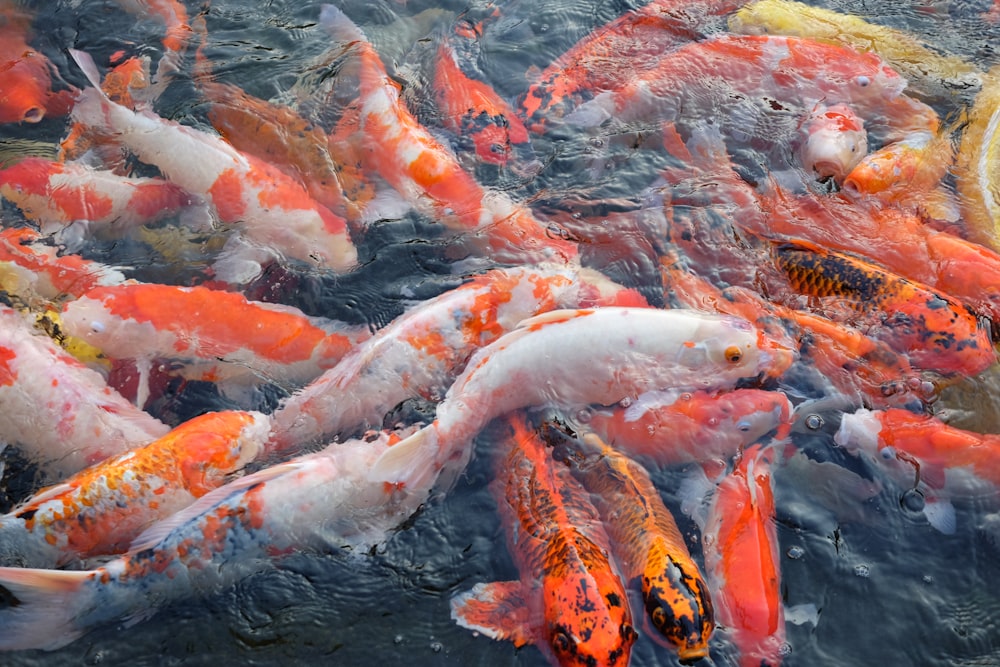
[583,388,792,469]
[432,22,530,168]
[548,426,714,662]
[700,444,785,667]
[268,265,646,454]
[798,103,868,182]
[0,157,203,238]
[519,0,747,129]
[318,5,577,264]
[0,305,169,481]
[451,415,635,667]
[836,408,1000,533]
[370,306,795,489]
[772,240,995,378]
[0,3,75,124]
[60,283,371,405]
[0,410,269,568]
[0,427,439,652]
[0,227,127,306]
[68,49,358,280]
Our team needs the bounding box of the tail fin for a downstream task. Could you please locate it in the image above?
[0,567,93,651]
[318,4,367,44]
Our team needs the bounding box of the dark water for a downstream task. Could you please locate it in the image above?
[3,0,1000,665]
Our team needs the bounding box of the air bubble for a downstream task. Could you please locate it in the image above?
[430,641,443,653]
[854,564,870,578]
[787,546,805,560]
[804,414,824,430]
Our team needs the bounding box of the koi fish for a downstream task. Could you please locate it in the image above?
[547,426,714,662]
[0,3,75,124]
[432,23,530,167]
[68,49,358,280]
[772,241,995,378]
[318,4,577,265]
[700,444,785,667]
[798,103,868,182]
[268,265,646,454]
[953,65,1000,250]
[519,0,747,128]
[112,0,192,86]
[0,426,439,651]
[451,415,635,667]
[370,306,795,489]
[0,410,269,568]
[60,282,371,407]
[582,388,792,469]
[0,157,203,238]
[0,227,127,306]
[0,305,169,481]
[728,0,982,101]
[835,408,1000,533]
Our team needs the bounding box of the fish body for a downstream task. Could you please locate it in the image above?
[268,266,644,454]
[549,427,714,662]
[0,428,439,651]
[318,4,576,264]
[584,388,792,468]
[0,157,199,237]
[701,444,785,667]
[68,50,357,277]
[451,416,635,667]
[954,65,1000,250]
[60,283,371,401]
[773,241,995,377]
[0,306,169,480]
[370,306,794,488]
[0,410,269,568]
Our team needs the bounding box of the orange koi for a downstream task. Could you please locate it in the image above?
[702,444,785,667]
[268,265,646,454]
[60,283,371,404]
[451,415,635,667]
[68,49,358,281]
[0,227,128,306]
[0,305,169,481]
[584,388,792,469]
[318,5,576,264]
[0,157,201,238]
[772,241,995,377]
[0,410,269,568]
[0,3,75,124]
[548,426,714,662]
[433,25,530,167]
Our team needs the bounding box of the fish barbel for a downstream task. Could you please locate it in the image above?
[370,306,795,489]
[0,427,439,651]
[548,426,714,662]
[0,410,269,568]
[451,415,635,667]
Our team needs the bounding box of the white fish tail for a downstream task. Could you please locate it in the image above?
[319,4,367,44]
[368,424,442,491]
[0,567,93,651]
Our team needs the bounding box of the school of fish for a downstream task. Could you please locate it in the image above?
[0,0,998,665]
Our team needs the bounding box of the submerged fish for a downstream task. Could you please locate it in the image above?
[0,410,269,568]
[451,415,635,667]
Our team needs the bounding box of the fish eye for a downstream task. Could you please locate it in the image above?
[856,75,870,87]
[724,345,743,363]
[551,631,572,654]
[651,606,668,631]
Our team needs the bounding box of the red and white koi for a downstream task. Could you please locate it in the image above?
[268,265,646,454]
[0,305,169,481]
[700,444,785,667]
[0,410,269,569]
[318,5,577,264]
[0,426,439,651]
[370,306,795,489]
[0,157,204,238]
[60,283,371,406]
[451,415,635,667]
[549,426,714,662]
[68,49,358,280]
[797,103,868,182]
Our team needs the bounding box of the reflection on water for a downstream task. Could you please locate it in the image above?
[3,0,1000,665]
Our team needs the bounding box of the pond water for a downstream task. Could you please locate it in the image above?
[2,0,1000,665]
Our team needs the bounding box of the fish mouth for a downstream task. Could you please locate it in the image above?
[20,107,44,123]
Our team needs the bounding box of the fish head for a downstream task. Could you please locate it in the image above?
[799,103,868,182]
[540,549,636,667]
[641,543,714,662]
[690,315,796,381]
